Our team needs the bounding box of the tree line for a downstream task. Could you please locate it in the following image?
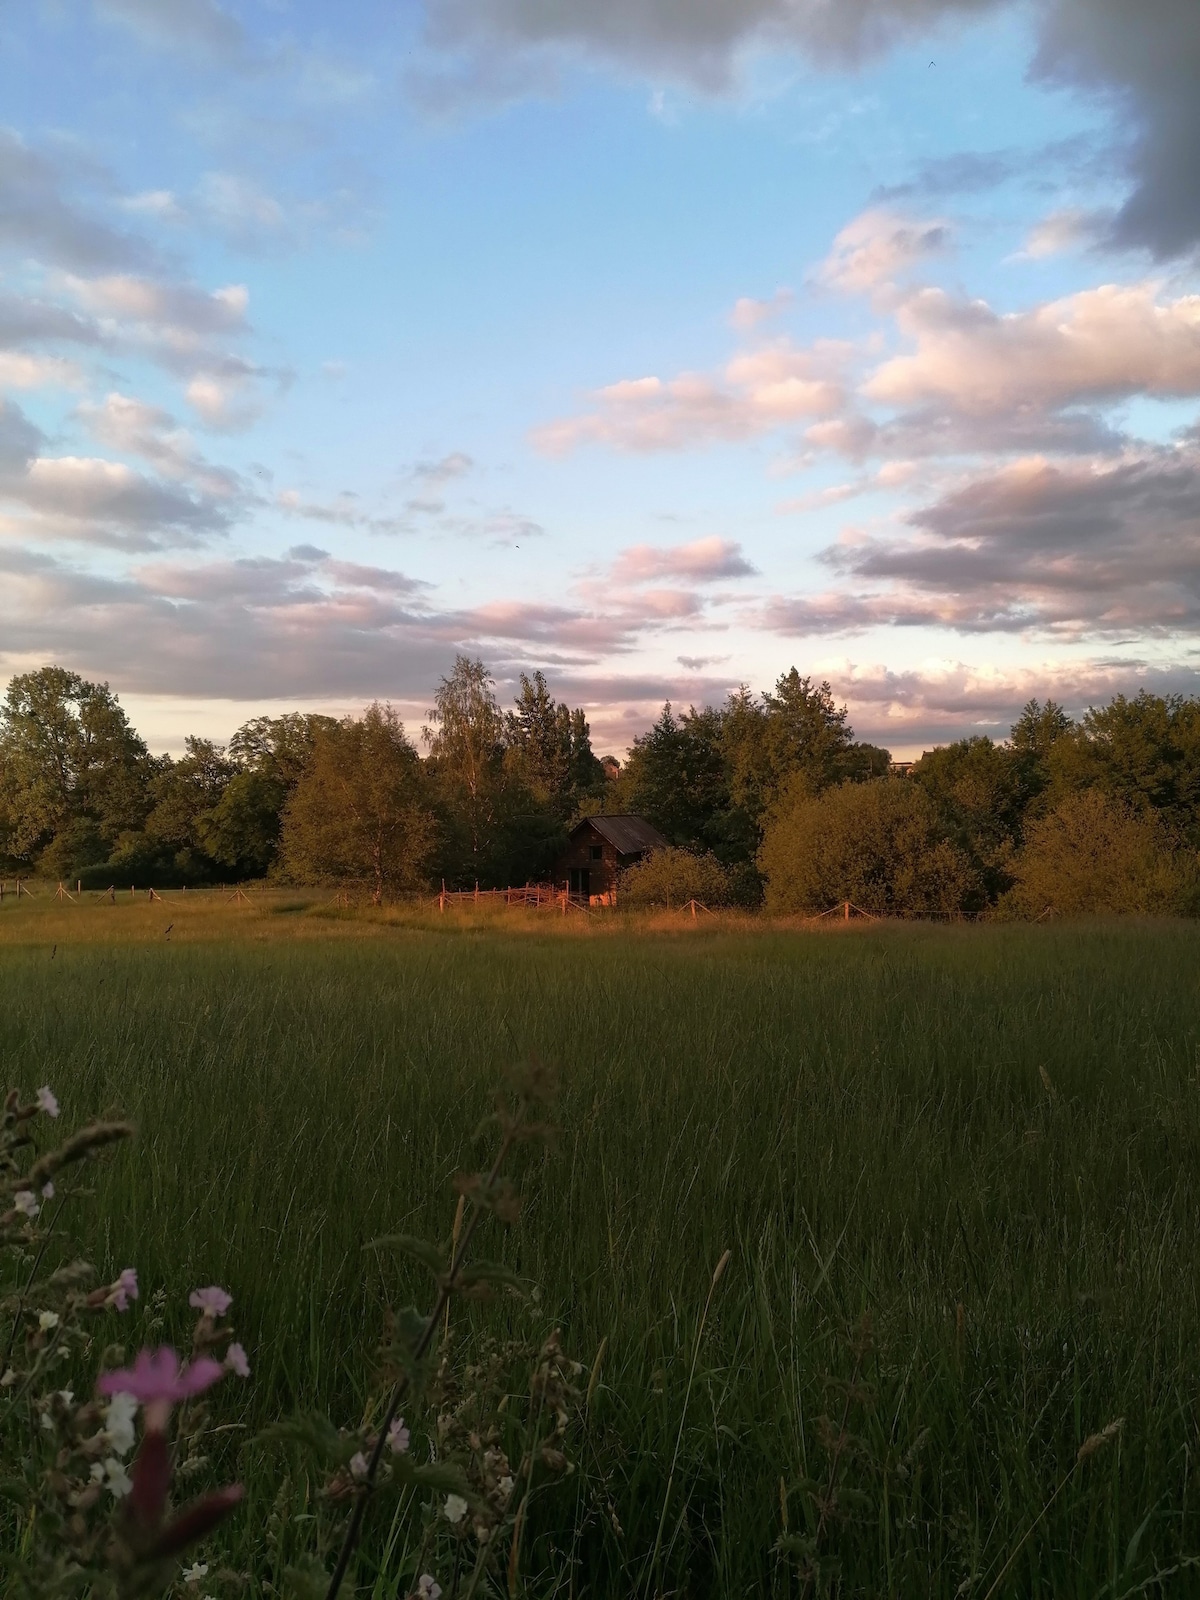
[1,660,1197,915]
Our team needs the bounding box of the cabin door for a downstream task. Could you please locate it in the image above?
[569,867,590,896]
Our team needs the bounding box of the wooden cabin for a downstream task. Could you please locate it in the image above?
[555,814,668,901]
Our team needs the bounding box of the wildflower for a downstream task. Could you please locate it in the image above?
[224,1341,250,1379]
[103,1392,137,1456]
[37,1085,60,1118]
[58,1388,74,1406]
[498,1474,514,1500]
[182,1562,209,1583]
[41,1182,54,1200]
[110,1267,138,1312]
[38,1310,59,1332]
[188,1285,232,1317]
[417,1578,443,1600]
[15,1191,39,1219]
[387,1415,410,1454]
[90,1457,133,1498]
[0,1368,14,1387]
[443,1493,468,1525]
[349,1452,369,1480]
[97,1346,224,1432]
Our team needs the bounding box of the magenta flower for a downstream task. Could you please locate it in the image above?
[188,1285,232,1317]
[97,1347,224,1431]
[110,1268,139,1312]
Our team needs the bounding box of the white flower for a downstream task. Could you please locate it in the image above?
[14,1191,39,1219]
[41,1182,54,1200]
[0,1368,15,1388]
[443,1493,469,1525]
[37,1086,60,1118]
[349,1452,369,1480]
[90,1457,132,1499]
[387,1415,410,1454]
[40,1411,54,1430]
[58,1388,74,1407]
[498,1474,514,1501]
[38,1311,59,1332]
[417,1578,443,1600]
[103,1392,138,1457]
[182,1562,209,1583]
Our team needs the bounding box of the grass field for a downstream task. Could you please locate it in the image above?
[3,892,1200,1596]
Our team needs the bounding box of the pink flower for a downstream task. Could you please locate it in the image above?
[97,1347,224,1431]
[36,1086,60,1119]
[349,1452,369,1480]
[387,1415,410,1454]
[188,1285,232,1318]
[224,1342,250,1379]
[110,1268,139,1312]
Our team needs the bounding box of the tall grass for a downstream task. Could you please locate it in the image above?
[3,908,1200,1595]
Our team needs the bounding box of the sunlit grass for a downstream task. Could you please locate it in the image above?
[3,905,1200,1595]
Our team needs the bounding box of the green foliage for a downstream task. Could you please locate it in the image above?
[279,704,437,901]
[617,845,735,909]
[911,736,1028,897]
[759,776,978,915]
[0,667,153,869]
[1002,788,1195,916]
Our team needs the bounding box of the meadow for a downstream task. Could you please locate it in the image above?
[3,889,1200,1596]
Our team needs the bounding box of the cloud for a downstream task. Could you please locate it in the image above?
[93,0,249,66]
[611,536,756,582]
[412,451,474,485]
[419,0,1200,256]
[535,339,845,454]
[78,391,243,499]
[0,127,152,273]
[864,281,1200,414]
[1020,206,1106,258]
[816,208,950,293]
[730,288,793,330]
[760,445,1200,638]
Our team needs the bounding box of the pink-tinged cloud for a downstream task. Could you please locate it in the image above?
[865,281,1200,414]
[532,339,845,455]
[816,208,951,293]
[611,536,756,583]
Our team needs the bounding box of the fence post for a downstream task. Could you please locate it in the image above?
[844,900,850,921]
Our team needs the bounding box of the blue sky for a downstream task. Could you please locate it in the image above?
[3,0,1199,755]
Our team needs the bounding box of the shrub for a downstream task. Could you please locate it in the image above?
[1001,788,1194,917]
[758,777,977,916]
[618,846,735,909]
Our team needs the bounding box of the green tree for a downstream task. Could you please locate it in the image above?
[503,672,604,818]
[425,657,510,884]
[912,737,1026,900]
[1003,789,1192,917]
[279,704,437,902]
[759,777,977,916]
[0,666,153,870]
[621,703,732,854]
[229,713,340,788]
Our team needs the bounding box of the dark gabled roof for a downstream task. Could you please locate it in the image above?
[572,814,669,855]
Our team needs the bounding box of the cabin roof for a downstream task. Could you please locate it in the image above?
[572,814,669,855]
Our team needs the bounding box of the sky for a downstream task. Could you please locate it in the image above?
[2,0,1199,758]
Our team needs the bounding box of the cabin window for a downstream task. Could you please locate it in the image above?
[590,844,603,861]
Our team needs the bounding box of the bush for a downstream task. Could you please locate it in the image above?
[618,846,735,909]
[1001,789,1194,916]
[758,777,977,916]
